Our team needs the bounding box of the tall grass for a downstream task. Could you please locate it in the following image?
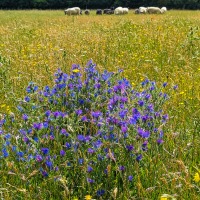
[0,10,200,199]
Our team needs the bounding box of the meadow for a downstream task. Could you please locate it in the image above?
[0,10,200,199]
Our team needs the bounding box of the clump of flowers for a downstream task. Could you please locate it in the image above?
[0,60,170,198]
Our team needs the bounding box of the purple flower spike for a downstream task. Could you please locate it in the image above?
[77,135,85,142]
[157,139,164,145]
[87,178,95,183]
[119,165,125,171]
[33,122,43,130]
[136,154,142,162]
[173,85,178,90]
[138,100,144,107]
[41,148,49,155]
[126,145,134,152]
[163,82,167,87]
[88,148,95,154]
[22,114,28,121]
[87,165,93,173]
[91,111,102,118]
[60,150,65,156]
[137,128,150,138]
[75,109,83,116]
[42,170,48,177]
[97,189,105,196]
[121,125,128,133]
[81,116,88,122]
[36,154,43,162]
[128,175,133,181]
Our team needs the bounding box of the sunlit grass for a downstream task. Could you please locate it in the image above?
[0,10,200,199]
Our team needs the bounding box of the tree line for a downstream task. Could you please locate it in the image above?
[0,0,200,10]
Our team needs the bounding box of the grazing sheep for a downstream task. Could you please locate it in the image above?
[96,9,103,15]
[74,7,81,14]
[139,7,147,14]
[114,7,123,15]
[103,9,110,14]
[134,9,140,14]
[84,9,90,15]
[160,7,167,13]
[123,8,129,14]
[147,7,162,14]
[107,10,114,14]
[64,7,81,15]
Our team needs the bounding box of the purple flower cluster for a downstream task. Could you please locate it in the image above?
[0,60,170,198]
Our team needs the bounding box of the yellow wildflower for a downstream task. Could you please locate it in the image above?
[72,69,80,73]
[160,197,168,200]
[85,195,92,200]
[193,172,200,183]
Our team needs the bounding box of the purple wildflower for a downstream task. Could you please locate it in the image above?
[137,128,150,138]
[60,150,65,156]
[75,109,83,116]
[33,122,43,130]
[128,175,133,181]
[87,166,93,173]
[42,170,48,177]
[77,135,85,142]
[126,145,134,152]
[121,125,128,133]
[36,154,43,162]
[119,165,125,171]
[97,189,105,196]
[136,154,142,162]
[41,148,49,155]
[87,178,95,183]
[88,148,95,154]
[91,111,102,118]
[157,139,164,145]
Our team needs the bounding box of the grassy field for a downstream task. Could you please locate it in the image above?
[0,10,200,199]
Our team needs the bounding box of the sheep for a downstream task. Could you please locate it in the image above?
[147,7,162,14]
[103,7,115,14]
[84,9,90,15]
[64,7,81,15]
[96,9,103,15]
[73,7,81,15]
[160,7,167,14]
[103,9,110,14]
[138,7,147,14]
[114,7,123,15]
[134,9,140,14]
[122,8,129,14]
[107,10,114,14]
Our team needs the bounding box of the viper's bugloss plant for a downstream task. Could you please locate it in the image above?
[0,60,171,198]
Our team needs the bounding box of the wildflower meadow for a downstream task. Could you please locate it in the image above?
[0,10,200,200]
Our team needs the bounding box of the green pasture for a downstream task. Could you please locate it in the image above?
[0,10,199,199]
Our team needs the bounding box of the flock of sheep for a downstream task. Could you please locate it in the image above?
[64,6,167,16]
[135,6,167,14]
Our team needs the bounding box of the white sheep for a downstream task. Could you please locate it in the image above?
[160,7,167,14]
[64,7,81,15]
[114,7,123,15]
[147,7,162,14]
[122,8,129,14]
[138,7,147,14]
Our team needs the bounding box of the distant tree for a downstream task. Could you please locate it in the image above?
[0,0,200,10]
[18,0,35,8]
